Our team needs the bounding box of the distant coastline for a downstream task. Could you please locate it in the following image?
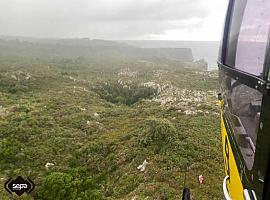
[0,36,219,70]
[118,40,220,71]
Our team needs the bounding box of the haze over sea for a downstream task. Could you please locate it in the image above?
[121,40,220,71]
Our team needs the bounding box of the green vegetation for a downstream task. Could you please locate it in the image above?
[93,81,157,105]
[138,117,176,153]
[37,169,102,200]
[0,50,222,199]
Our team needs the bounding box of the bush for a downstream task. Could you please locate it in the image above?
[139,117,176,153]
[8,84,29,94]
[0,138,23,169]
[36,172,102,200]
[93,81,157,105]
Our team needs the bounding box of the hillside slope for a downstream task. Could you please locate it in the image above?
[0,38,193,62]
[0,56,222,199]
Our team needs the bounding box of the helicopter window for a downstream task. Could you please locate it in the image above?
[222,74,262,170]
[224,0,247,68]
[235,0,270,76]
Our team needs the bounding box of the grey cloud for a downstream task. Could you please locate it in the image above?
[83,0,209,21]
[0,0,219,39]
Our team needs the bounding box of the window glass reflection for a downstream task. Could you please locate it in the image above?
[235,0,270,76]
[222,73,262,170]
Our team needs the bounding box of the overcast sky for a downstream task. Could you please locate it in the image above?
[0,0,228,41]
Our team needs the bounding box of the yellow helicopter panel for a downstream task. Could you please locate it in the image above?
[220,100,244,200]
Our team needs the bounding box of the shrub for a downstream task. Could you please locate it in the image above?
[93,81,157,105]
[36,172,102,200]
[0,138,23,169]
[139,117,176,153]
[8,84,29,94]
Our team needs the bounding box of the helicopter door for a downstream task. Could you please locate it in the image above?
[220,0,270,199]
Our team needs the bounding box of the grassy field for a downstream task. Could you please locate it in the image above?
[0,56,223,199]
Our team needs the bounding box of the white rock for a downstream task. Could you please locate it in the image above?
[11,74,17,80]
[69,76,77,82]
[45,162,54,169]
[131,196,138,200]
[118,68,137,77]
[25,74,32,80]
[137,160,149,172]
[0,105,7,115]
[184,110,196,115]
